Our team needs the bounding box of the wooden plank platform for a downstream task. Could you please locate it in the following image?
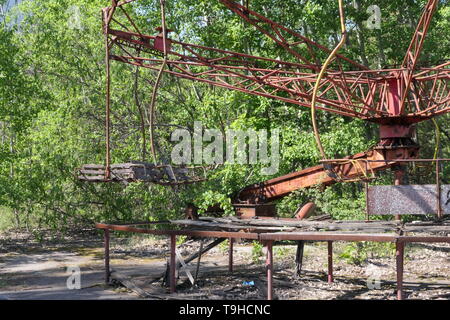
[169,216,450,236]
[77,161,206,185]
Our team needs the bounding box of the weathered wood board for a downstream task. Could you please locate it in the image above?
[77,161,205,185]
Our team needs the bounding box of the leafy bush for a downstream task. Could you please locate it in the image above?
[251,241,264,264]
[339,242,396,266]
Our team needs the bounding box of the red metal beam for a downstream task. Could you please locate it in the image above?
[396,241,405,300]
[236,149,397,204]
[399,0,439,115]
[327,241,334,283]
[219,0,369,71]
[266,241,274,301]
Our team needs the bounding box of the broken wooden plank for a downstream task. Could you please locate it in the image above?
[78,175,106,181]
[194,217,400,233]
[82,164,105,169]
[170,219,296,232]
[110,269,168,299]
[78,162,206,185]
[403,226,450,233]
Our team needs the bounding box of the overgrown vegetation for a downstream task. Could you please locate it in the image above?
[0,0,449,235]
[251,241,264,264]
[338,242,396,265]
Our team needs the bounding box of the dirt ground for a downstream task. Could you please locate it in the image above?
[0,230,448,300]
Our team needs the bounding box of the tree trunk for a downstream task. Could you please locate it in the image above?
[353,1,370,68]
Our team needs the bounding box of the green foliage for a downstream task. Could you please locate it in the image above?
[0,207,14,231]
[251,241,264,264]
[338,242,396,265]
[274,245,292,259]
[176,235,187,246]
[277,184,368,220]
[218,239,229,254]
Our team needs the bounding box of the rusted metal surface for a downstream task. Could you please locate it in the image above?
[236,149,397,204]
[322,158,450,163]
[94,0,449,192]
[103,7,111,181]
[184,204,199,220]
[228,238,234,273]
[379,124,415,139]
[170,234,176,293]
[266,241,274,301]
[365,178,369,221]
[396,241,405,300]
[96,218,449,301]
[87,0,449,221]
[397,236,450,243]
[399,0,439,114]
[295,202,316,220]
[233,203,277,218]
[368,185,450,216]
[92,2,450,301]
[327,241,334,284]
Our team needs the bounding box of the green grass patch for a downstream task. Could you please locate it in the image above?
[338,242,396,265]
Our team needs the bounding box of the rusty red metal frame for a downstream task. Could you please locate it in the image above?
[400,0,439,115]
[97,221,449,301]
[259,234,449,301]
[236,149,397,203]
[103,0,450,124]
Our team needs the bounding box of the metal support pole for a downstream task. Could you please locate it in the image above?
[266,241,274,300]
[104,30,111,180]
[396,241,405,300]
[104,229,110,284]
[228,238,234,273]
[295,240,305,276]
[327,241,334,283]
[170,235,176,293]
